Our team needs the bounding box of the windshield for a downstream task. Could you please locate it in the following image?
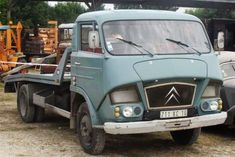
[221,62,235,78]
[103,20,210,55]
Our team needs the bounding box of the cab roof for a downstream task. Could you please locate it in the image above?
[58,23,74,29]
[76,10,200,24]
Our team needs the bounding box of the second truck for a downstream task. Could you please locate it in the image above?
[4,10,227,155]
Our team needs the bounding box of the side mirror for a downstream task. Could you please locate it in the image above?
[88,31,99,49]
[217,31,225,49]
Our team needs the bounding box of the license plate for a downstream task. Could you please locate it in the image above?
[160,109,188,119]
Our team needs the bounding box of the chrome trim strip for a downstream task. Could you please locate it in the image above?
[76,74,94,80]
[144,82,197,110]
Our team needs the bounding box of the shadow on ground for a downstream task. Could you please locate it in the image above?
[203,125,235,138]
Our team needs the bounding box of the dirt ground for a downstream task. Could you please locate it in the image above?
[0,84,234,157]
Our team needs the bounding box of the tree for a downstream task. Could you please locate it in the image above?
[11,0,53,28]
[114,4,178,11]
[0,0,9,23]
[185,8,235,19]
[51,2,87,24]
[0,1,87,28]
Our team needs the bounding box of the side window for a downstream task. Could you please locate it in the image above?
[80,23,102,53]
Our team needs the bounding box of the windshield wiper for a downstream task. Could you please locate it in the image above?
[116,38,154,57]
[232,65,235,72]
[166,38,202,56]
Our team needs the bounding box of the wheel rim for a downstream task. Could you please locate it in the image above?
[80,114,92,146]
[19,90,27,117]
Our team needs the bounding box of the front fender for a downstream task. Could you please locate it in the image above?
[70,85,102,125]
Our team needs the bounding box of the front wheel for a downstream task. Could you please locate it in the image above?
[170,128,201,145]
[77,102,105,155]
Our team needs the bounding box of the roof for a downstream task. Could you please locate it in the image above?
[58,23,74,29]
[217,51,235,64]
[76,10,200,24]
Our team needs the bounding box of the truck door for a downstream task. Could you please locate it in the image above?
[71,22,104,109]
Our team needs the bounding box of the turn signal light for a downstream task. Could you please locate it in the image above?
[114,107,121,118]
[218,99,223,111]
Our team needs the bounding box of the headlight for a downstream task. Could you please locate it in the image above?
[202,83,220,98]
[201,100,220,111]
[210,101,219,111]
[122,107,133,117]
[110,86,140,104]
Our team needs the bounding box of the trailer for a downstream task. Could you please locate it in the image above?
[4,10,227,155]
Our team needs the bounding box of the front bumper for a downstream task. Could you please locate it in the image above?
[104,112,227,135]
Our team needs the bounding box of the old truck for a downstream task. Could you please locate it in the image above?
[203,18,235,51]
[203,18,235,127]
[4,10,227,155]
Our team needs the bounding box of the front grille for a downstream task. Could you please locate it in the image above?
[144,82,196,109]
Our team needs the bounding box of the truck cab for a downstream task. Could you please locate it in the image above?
[69,10,227,153]
[4,10,227,155]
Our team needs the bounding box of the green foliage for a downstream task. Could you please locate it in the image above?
[0,1,88,28]
[52,2,86,24]
[11,0,53,28]
[0,0,8,23]
[185,8,235,19]
[114,4,178,11]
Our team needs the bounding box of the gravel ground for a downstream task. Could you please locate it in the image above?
[0,85,234,157]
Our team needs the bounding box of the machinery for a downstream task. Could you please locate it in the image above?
[23,21,58,61]
[0,20,67,75]
[0,21,24,73]
[38,21,58,54]
[0,20,72,75]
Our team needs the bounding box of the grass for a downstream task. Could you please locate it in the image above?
[0,83,3,88]
[0,83,16,103]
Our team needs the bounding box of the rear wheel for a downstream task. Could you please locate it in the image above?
[170,128,201,145]
[34,106,45,122]
[17,84,35,123]
[77,102,105,155]
[17,84,45,122]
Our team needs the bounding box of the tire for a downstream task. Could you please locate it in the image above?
[34,106,45,122]
[17,84,45,123]
[17,84,36,123]
[170,128,201,145]
[77,102,105,155]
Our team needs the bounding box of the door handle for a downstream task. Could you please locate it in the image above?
[75,62,81,66]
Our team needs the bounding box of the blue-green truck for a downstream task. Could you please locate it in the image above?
[4,10,227,155]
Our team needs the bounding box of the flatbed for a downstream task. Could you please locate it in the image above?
[4,48,71,86]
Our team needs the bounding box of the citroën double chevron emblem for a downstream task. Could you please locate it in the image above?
[165,87,181,105]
